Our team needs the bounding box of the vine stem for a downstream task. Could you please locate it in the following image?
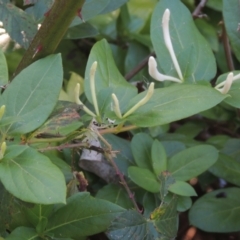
[192,0,208,18]
[13,0,85,77]
[222,22,234,71]
[95,130,142,214]
[125,52,156,81]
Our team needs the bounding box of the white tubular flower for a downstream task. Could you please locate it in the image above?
[148,57,182,83]
[74,83,96,117]
[111,94,123,119]
[123,82,155,118]
[162,9,183,81]
[90,61,100,117]
[215,72,233,94]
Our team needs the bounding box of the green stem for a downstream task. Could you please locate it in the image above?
[13,0,85,77]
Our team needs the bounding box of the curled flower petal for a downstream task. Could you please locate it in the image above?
[162,9,183,81]
[123,82,155,118]
[111,94,122,119]
[216,72,233,94]
[148,57,182,83]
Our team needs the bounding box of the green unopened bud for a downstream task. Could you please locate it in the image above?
[0,105,5,120]
[123,82,155,118]
[74,84,96,118]
[111,94,122,119]
[0,142,6,160]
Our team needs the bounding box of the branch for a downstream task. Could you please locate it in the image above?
[95,131,142,214]
[13,0,85,77]
[125,52,156,81]
[222,22,235,71]
[192,0,208,18]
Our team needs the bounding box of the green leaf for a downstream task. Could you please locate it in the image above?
[131,133,153,170]
[44,153,72,183]
[1,54,63,135]
[161,141,185,158]
[126,84,226,127]
[84,39,137,115]
[124,41,149,81]
[221,138,240,162]
[107,210,160,240]
[100,0,128,14]
[209,154,240,187]
[0,48,8,86]
[223,0,240,63]
[189,187,240,232]
[151,0,216,82]
[168,181,197,197]
[96,183,133,209]
[45,192,124,238]
[23,204,53,229]
[5,227,40,240]
[168,145,219,181]
[151,139,167,176]
[0,145,66,204]
[70,0,111,28]
[177,196,192,212]
[152,195,178,239]
[195,19,219,52]
[65,23,99,39]
[206,0,222,11]
[0,2,37,49]
[128,166,160,193]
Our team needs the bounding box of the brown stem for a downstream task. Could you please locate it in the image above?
[13,0,85,78]
[95,131,142,213]
[98,124,138,135]
[192,0,208,18]
[125,52,156,81]
[222,23,235,71]
[37,142,88,152]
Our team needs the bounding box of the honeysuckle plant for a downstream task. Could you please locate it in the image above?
[1,0,240,239]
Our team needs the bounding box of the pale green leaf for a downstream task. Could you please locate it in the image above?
[189,187,240,232]
[151,139,167,176]
[128,166,160,193]
[125,84,226,127]
[168,181,197,196]
[45,192,124,238]
[168,145,218,181]
[0,145,66,204]
[131,133,153,170]
[0,2,37,49]
[0,54,63,135]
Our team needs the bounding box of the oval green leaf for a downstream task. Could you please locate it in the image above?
[151,139,167,176]
[168,145,218,181]
[45,192,124,238]
[126,84,226,127]
[1,54,63,135]
[0,145,66,204]
[128,166,160,193]
[209,154,240,187]
[189,187,240,232]
[168,181,197,197]
[131,133,153,170]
